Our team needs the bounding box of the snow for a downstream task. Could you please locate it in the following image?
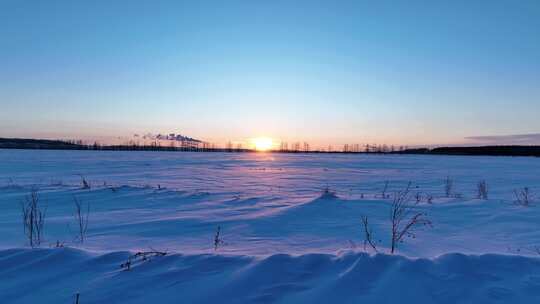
[2,248,540,303]
[1,149,539,303]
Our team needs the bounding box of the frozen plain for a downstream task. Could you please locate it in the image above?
[0,149,539,303]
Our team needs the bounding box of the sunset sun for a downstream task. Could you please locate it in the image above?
[252,137,273,151]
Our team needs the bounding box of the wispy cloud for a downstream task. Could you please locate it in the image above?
[465,133,540,145]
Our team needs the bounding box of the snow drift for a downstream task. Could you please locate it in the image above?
[2,248,540,304]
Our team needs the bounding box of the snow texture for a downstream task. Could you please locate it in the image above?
[1,150,539,303]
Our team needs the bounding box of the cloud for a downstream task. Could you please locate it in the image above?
[465,133,540,145]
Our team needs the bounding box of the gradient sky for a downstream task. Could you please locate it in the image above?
[1,0,539,147]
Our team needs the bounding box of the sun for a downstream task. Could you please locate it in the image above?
[252,137,273,151]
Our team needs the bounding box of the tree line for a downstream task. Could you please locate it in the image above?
[2,137,540,157]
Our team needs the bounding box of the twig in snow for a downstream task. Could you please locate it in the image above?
[214,226,224,251]
[381,181,389,198]
[361,216,378,253]
[514,187,533,206]
[73,196,90,243]
[476,180,488,199]
[21,189,46,247]
[120,250,167,271]
[444,176,453,197]
[389,182,432,254]
[79,175,90,189]
[415,192,422,203]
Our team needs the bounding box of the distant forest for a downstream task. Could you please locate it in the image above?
[1,137,540,157]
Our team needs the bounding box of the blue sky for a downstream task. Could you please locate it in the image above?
[1,0,539,147]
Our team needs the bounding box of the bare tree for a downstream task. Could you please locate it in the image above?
[389,183,431,254]
[361,216,378,253]
[514,187,533,206]
[21,189,46,247]
[444,176,453,197]
[477,180,488,200]
[73,196,90,243]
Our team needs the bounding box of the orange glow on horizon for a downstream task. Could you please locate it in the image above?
[251,137,274,151]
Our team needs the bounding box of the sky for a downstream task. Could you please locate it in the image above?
[1,0,539,148]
